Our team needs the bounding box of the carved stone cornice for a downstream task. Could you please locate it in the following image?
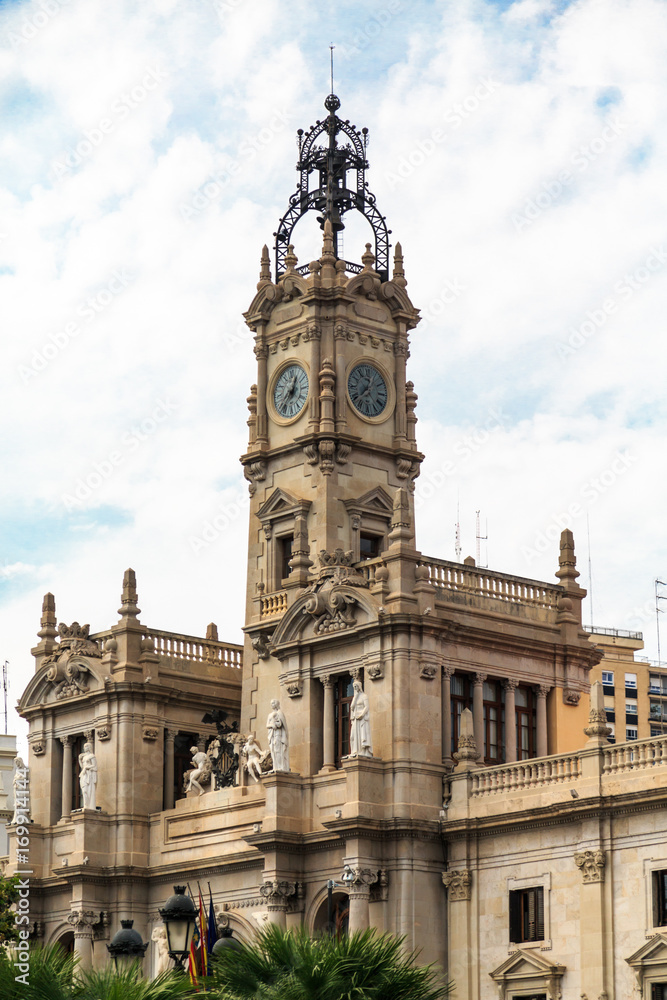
[67,909,97,936]
[574,849,606,883]
[442,868,472,901]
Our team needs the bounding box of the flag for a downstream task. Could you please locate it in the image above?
[207,886,218,955]
[198,889,208,978]
[188,927,199,986]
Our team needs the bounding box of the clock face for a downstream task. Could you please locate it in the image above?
[273,364,309,418]
[348,363,388,418]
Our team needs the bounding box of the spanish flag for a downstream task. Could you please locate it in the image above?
[198,890,208,978]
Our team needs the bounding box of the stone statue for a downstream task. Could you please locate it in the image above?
[78,742,97,810]
[11,757,29,826]
[350,680,372,757]
[186,746,210,795]
[242,734,265,782]
[266,699,289,771]
[151,925,170,974]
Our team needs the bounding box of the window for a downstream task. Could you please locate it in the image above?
[450,674,474,756]
[278,534,294,581]
[70,735,86,810]
[626,700,638,715]
[509,886,544,943]
[652,726,665,737]
[650,675,662,694]
[607,722,616,743]
[651,701,664,721]
[626,672,638,689]
[359,533,381,560]
[651,986,667,1000]
[515,686,537,760]
[653,871,667,927]
[333,674,355,767]
[602,670,614,685]
[483,680,504,764]
[626,727,638,741]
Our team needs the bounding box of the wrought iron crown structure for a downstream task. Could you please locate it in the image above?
[273,93,391,282]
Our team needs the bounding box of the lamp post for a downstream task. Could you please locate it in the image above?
[211,924,243,956]
[159,885,197,972]
[107,920,148,971]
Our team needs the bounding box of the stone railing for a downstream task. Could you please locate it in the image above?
[470,752,581,796]
[91,627,242,673]
[602,734,667,774]
[260,592,288,619]
[422,557,561,611]
[146,629,242,671]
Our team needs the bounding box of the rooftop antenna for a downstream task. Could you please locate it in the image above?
[475,510,488,568]
[455,496,462,562]
[656,579,667,664]
[586,513,594,628]
[2,661,7,735]
[330,44,335,94]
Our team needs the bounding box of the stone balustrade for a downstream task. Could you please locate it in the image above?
[260,592,288,619]
[602,734,667,773]
[470,752,582,795]
[91,627,242,673]
[422,556,561,611]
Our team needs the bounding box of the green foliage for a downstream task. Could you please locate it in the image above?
[208,924,453,1000]
[0,873,22,944]
[0,945,195,1000]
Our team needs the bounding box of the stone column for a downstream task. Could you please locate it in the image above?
[68,911,96,970]
[321,675,336,772]
[60,736,73,819]
[345,868,378,934]
[164,729,177,810]
[255,343,268,443]
[504,679,518,763]
[442,870,474,1000]
[574,850,607,997]
[441,667,453,763]
[473,673,486,760]
[260,880,297,929]
[536,685,549,757]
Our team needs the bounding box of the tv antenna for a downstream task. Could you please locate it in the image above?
[330,44,335,93]
[2,662,7,735]
[586,513,594,628]
[455,497,462,562]
[475,510,488,568]
[656,579,667,664]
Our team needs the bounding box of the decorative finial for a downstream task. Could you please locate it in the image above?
[258,245,271,285]
[556,529,580,589]
[393,242,407,287]
[118,568,140,620]
[284,244,298,273]
[321,219,335,262]
[453,708,481,769]
[37,593,57,641]
[584,680,611,746]
[361,243,375,272]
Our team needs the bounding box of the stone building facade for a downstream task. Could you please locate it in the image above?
[11,95,667,997]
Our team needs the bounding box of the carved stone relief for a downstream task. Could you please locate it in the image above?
[442,869,472,901]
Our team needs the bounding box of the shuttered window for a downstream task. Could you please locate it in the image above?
[509,886,544,943]
[654,870,667,926]
[651,985,667,1000]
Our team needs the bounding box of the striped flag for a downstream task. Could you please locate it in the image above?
[198,889,208,978]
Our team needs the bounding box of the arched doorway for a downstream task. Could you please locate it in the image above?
[55,931,75,953]
[313,892,349,938]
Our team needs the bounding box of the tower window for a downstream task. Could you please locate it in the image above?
[483,680,504,764]
[279,535,294,582]
[509,886,544,943]
[359,533,381,560]
[333,673,355,767]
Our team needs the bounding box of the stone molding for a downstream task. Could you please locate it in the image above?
[574,849,606,883]
[442,869,472,901]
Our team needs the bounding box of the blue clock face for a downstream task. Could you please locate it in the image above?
[274,364,309,418]
[348,363,388,418]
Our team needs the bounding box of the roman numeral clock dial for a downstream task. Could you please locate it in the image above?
[347,363,388,418]
[273,364,309,419]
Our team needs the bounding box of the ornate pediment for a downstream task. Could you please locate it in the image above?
[256,489,311,536]
[627,932,667,968]
[19,652,102,709]
[344,487,393,519]
[269,581,377,648]
[490,947,565,1000]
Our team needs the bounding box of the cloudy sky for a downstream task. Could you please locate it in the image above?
[1,0,666,746]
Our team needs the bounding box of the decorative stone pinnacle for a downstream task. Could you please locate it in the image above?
[206,623,219,641]
[258,244,271,286]
[361,242,375,271]
[584,680,610,745]
[284,244,298,272]
[453,708,481,769]
[556,528,580,589]
[393,242,407,286]
[37,593,58,641]
[118,568,141,620]
[321,219,336,261]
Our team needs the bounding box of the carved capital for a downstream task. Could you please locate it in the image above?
[321,674,333,689]
[344,866,379,893]
[538,684,551,698]
[503,678,519,692]
[67,910,97,935]
[474,672,487,686]
[259,880,297,906]
[253,344,268,360]
[165,728,178,743]
[60,735,73,749]
[442,665,454,680]
[442,869,472,901]
[574,849,606,883]
[420,663,438,680]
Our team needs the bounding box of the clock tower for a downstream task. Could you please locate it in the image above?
[239,93,428,767]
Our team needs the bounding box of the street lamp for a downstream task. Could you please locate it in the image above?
[211,925,243,955]
[159,885,197,971]
[107,919,148,971]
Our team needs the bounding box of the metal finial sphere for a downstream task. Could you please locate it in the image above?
[325,93,341,112]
